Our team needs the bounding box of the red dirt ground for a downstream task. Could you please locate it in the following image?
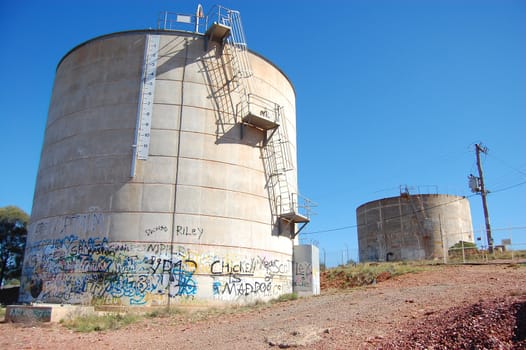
[1,263,525,349]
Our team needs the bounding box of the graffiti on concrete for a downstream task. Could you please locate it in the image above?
[20,235,291,305]
[7,307,52,322]
[176,225,204,239]
[20,235,199,305]
[145,225,168,236]
[32,208,105,238]
[21,210,292,305]
[293,261,312,288]
[209,256,291,299]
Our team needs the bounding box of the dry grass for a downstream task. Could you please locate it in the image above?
[61,297,281,332]
[322,261,426,289]
[60,313,141,332]
[272,292,298,303]
[447,249,526,263]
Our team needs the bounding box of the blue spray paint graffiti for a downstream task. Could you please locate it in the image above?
[20,235,199,305]
[21,212,294,305]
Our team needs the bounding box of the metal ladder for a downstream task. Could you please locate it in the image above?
[406,194,429,236]
[262,106,294,218]
[217,8,252,79]
[218,8,252,124]
[206,6,305,228]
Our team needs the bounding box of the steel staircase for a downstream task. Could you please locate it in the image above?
[205,6,309,234]
[261,105,294,218]
[401,187,429,237]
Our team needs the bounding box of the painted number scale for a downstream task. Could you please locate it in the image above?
[137,34,160,160]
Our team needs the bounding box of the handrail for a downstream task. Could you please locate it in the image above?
[292,193,317,219]
[247,94,279,123]
[157,11,207,33]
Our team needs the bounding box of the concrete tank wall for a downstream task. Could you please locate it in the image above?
[356,194,474,262]
[21,30,300,306]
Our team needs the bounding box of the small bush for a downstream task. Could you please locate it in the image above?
[61,313,140,332]
[273,293,298,303]
[146,307,182,318]
[323,262,424,289]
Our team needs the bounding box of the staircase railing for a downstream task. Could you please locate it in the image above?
[203,5,310,227]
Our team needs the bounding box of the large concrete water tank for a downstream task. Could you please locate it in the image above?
[20,23,309,306]
[356,194,474,262]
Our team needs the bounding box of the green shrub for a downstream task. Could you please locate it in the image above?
[61,313,140,332]
[273,293,298,303]
[146,307,182,318]
[325,261,424,288]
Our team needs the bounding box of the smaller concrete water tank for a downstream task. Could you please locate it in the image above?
[356,193,474,262]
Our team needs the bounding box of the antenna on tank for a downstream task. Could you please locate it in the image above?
[400,185,410,199]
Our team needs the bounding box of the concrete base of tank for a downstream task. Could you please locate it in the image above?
[4,304,95,323]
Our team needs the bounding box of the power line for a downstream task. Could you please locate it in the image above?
[486,152,526,178]
[303,175,525,236]
[303,194,476,235]
[305,223,526,240]
[486,226,526,232]
[489,180,526,194]
[303,225,357,235]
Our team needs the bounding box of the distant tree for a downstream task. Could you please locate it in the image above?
[0,206,29,288]
[448,241,479,258]
[449,241,478,251]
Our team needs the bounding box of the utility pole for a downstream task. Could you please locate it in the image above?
[471,143,493,253]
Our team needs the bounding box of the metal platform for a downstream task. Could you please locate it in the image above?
[242,111,280,130]
[205,22,231,43]
[280,211,310,224]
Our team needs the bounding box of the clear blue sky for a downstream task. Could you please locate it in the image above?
[1,0,525,267]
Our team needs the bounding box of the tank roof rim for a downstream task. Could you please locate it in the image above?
[56,29,296,97]
[356,193,467,211]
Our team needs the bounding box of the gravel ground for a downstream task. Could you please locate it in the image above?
[1,263,525,349]
[377,296,526,349]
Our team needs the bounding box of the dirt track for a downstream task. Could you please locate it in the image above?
[1,263,525,349]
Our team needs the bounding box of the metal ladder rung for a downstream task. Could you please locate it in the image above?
[209,7,302,226]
